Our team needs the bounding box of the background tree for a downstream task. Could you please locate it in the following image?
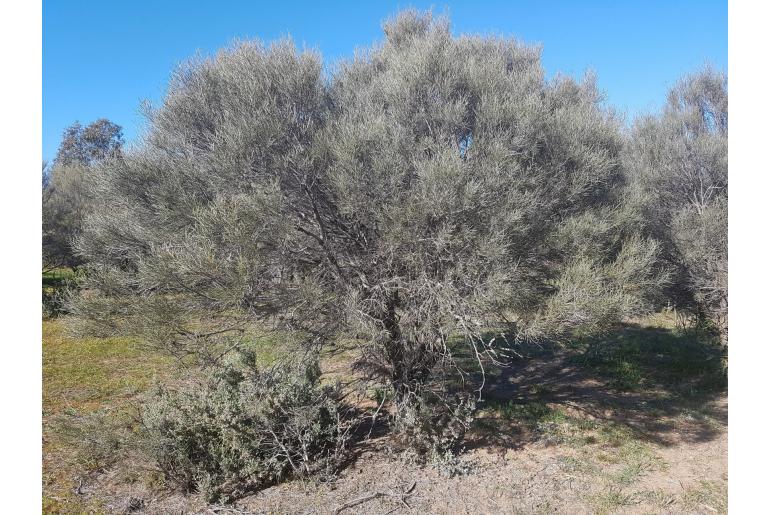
[42,162,88,271]
[625,66,727,340]
[70,11,664,425]
[54,118,123,166]
[43,119,123,270]
[42,160,50,188]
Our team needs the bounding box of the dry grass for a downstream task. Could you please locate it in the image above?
[42,319,172,513]
[42,318,296,513]
[42,313,728,514]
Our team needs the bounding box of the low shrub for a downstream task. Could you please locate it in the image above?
[51,407,132,472]
[393,387,476,475]
[42,272,76,318]
[139,352,350,502]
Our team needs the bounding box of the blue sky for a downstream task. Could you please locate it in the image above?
[43,0,727,162]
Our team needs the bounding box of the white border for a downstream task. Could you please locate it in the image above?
[0,0,43,511]
[729,0,770,512]
[3,1,763,511]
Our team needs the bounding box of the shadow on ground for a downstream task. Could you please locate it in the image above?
[471,322,727,449]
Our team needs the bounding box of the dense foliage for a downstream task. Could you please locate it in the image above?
[42,162,88,270]
[625,67,728,339]
[140,353,349,502]
[70,11,663,410]
[42,119,124,271]
[55,11,727,496]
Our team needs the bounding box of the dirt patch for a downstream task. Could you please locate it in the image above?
[191,417,723,515]
[44,320,728,514]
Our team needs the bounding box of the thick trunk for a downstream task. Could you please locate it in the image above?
[382,293,406,398]
[378,292,440,407]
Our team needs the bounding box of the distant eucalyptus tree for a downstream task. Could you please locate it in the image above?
[43,119,123,270]
[54,118,123,166]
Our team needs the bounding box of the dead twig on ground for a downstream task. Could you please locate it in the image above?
[206,506,255,514]
[334,481,417,514]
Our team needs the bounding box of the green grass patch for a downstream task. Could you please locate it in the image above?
[42,267,76,283]
[480,400,598,446]
[568,325,726,393]
[495,400,555,424]
[238,329,287,367]
[43,320,172,414]
[480,398,666,488]
[43,318,174,513]
[588,487,638,514]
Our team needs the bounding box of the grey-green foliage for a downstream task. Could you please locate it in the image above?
[140,353,348,502]
[395,389,476,470]
[625,66,727,338]
[54,119,123,167]
[42,162,89,270]
[43,119,124,270]
[71,10,664,413]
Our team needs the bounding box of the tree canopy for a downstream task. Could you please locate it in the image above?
[43,119,124,270]
[625,67,728,338]
[54,118,123,167]
[70,11,672,416]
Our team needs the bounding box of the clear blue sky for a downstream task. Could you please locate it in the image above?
[43,0,727,162]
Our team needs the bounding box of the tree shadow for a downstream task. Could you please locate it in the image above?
[469,322,727,450]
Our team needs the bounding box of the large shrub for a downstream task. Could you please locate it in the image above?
[625,67,727,339]
[70,10,665,425]
[43,119,123,271]
[42,163,89,271]
[140,353,349,502]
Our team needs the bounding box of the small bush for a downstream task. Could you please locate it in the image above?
[51,407,131,472]
[42,272,77,318]
[139,352,349,502]
[42,286,66,318]
[394,388,476,474]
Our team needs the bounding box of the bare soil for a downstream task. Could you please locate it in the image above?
[45,318,727,514]
[104,339,726,514]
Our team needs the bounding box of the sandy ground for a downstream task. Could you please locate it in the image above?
[236,420,726,515]
[97,345,726,515]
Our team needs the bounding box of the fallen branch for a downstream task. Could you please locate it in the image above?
[207,506,255,514]
[333,481,417,514]
[333,492,387,514]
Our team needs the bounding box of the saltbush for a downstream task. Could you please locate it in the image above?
[394,387,476,470]
[139,352,349,502]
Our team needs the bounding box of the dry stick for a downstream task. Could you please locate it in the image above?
[268,428,300,474]
[333,482,417,515]
[207,506,255,515]
[367,392,388,439]
[333,492,388,514]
